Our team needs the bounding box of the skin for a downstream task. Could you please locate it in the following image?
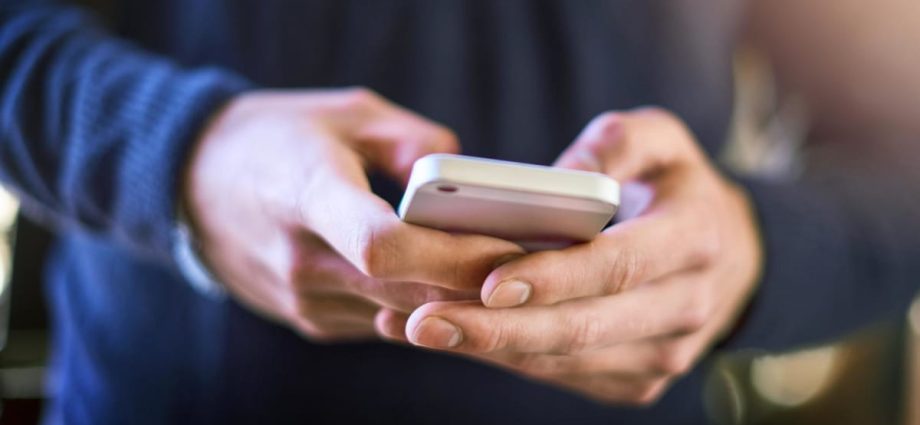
[183,88,523,341]
[377,109,762,405]
[183,0,920,406]
[379,0,920,405]
[185,90,763,406]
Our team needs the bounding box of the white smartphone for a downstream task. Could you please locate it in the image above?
[398,154,620,250]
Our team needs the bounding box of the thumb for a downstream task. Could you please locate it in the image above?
[340,90,460,184]
[356,114,460,185]
[554,108,696,183]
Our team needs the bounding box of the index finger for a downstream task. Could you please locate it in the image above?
[409,276,710,354]
[316,87,461,184]
[305,181,524,291]
[481,211,714,307]
[553,108,701,183]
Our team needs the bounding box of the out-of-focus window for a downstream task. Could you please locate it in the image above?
[706,46,917,425]
[0,187,19,350]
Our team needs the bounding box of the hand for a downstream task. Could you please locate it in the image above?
[378,108,762,405]
[183,88,523,342]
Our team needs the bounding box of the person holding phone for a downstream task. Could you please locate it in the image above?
[2,0,920,423]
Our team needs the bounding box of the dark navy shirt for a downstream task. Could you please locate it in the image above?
[2,1,920,424]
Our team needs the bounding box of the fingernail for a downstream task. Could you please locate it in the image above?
[487,279,532,308]
[412,317,462,348]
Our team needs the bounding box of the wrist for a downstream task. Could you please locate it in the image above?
[172,204,227,299]
[172,94,250,300]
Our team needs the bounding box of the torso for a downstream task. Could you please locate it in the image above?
[51,1,741,423]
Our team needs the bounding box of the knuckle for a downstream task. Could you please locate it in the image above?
[593,112,624,136]
[682,308,709,333]
[583,112,627,148]
[606,247,644,293]
[432,127,460,153]
[357,223,401,279]
[321,87,383,118]
[682,212,722,266]
[341,86,380,108]
[692,230,721,266]
[564,314,602,353]
[445,251,466,290]
[678,291,713,333]
[514,355,571,377]
[634,106,696,149]
[479,323,506,353]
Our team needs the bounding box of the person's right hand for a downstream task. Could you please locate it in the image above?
[182,88,524,342]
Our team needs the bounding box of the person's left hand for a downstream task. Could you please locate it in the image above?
[375,108,763,405]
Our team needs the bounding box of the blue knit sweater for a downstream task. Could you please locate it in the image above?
[2,1,919,424]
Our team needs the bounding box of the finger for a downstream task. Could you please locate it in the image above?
[286,293,381,343]
[554,108,700,183]
[360,280,480,313]
[303,187,524,291]
[288,293,380,328]
[481,213,714,307]
[217,253,295,327]
[480,336,703,379]
[374,308,410,343]
[326,88,460,183]
[289,234,480,312]
[484,274,728,378]
[296,116,522,292]
[410,277,712,354]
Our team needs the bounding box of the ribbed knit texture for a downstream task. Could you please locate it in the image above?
[1,1,918,424]
[0,5,250,262]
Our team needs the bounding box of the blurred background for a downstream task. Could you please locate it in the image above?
[700,46,920,425]
[0,29,916,425]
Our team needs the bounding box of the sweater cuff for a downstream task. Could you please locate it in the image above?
[718,177,855,351]
[114,67,252,261]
